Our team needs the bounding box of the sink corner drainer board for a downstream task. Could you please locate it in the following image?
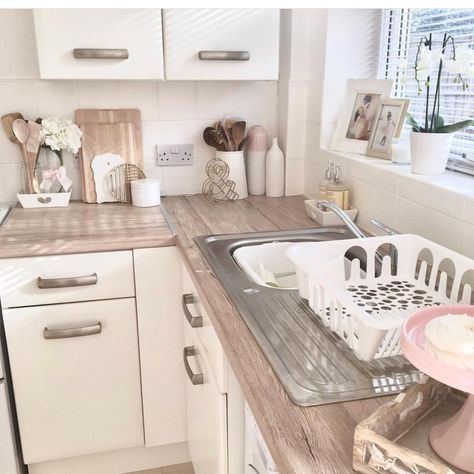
[195,227,422,407]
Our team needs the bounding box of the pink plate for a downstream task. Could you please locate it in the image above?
[401,304,474,395]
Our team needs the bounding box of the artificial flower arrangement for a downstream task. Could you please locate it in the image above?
[404,33,474,134]
[398,33,474,174]
[36,117,82,193]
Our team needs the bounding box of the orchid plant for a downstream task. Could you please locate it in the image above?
[404,33,474,134]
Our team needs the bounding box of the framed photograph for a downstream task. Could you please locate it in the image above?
[366,98,410,159]
[330,79,394,154]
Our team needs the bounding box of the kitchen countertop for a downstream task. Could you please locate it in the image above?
[163,194,390,474]
[0,195,389,473]
[0,201,174,258]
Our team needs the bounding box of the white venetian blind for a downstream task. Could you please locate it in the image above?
[379,9,474,175]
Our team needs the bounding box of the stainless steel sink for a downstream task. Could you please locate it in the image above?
[195,227,421,407]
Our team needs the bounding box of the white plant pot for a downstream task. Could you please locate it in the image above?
[410,132,454,175]
[215,151,248,199]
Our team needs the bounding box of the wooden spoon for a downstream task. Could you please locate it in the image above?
[203,127,227,152]
[231,121,246,151]
[13,118,34,193]
[1,112,24,144]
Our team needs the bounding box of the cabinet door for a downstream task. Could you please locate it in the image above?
[0,382,21,474]
[3,299,143,464]
[184,322,227,474]
[34,9,164,79]
[164,9,279,80]
[134,247,186,448]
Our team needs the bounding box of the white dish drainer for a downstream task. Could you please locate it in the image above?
[285,234,474,362]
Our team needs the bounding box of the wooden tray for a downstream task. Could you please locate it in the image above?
[353,377,468,474]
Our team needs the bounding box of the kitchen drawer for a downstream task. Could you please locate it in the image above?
[182,263,227,393]
[3,298,143,463]
[0,251,134,308]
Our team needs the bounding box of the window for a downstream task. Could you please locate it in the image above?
[379,9,474,175]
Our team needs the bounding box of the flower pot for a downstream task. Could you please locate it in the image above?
[410,132,454,175]
[215,151,248,199]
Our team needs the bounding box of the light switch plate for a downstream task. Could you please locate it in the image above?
[156,144,193,166]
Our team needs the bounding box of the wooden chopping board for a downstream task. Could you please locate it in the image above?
[75,109,143,203]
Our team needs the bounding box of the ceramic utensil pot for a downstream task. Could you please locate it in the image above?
[215,151,248,199]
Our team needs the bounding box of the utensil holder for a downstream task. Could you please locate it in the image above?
[215,151,248,199]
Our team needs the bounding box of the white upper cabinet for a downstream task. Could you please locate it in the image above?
[163,9,280,80]
[33,9,164,80]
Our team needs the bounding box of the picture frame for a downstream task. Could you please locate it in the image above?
[366,98,410,159]
[330,79,394,155]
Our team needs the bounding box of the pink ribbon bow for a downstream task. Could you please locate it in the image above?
[40,166,72,193]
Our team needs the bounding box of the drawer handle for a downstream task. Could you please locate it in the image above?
[183,346,204,385]
[182,293,203,328]
[198,50,250,61]
[73,48,129,60]
[248,464,261,474]
[43,322,102,340]
[37,273,98,289]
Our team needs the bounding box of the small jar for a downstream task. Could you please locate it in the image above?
[391,138,411,165]
[130,179,161,207]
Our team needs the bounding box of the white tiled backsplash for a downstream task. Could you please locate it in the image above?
[0,79,277,202]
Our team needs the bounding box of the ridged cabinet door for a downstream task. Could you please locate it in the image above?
[3,298,144,464]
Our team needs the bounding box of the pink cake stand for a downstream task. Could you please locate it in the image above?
[401,304,474,473]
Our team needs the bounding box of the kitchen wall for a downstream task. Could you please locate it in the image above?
[0,10,277,202]
[280,8,474,259]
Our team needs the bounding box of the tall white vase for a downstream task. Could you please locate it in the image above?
[215,150,248,199]
[246,125,268,195]
[265,138,284,197]
[410,132,454,175]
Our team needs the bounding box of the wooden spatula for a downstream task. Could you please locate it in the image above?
[1,112,24,145]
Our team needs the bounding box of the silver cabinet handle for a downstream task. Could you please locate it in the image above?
[198,51,250,61]
[183,346,204,385]
[44,322,102,340]
[182,294,203,328]
[73,48,129,60]
[37,273,98,289]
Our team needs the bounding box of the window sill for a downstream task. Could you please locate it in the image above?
[323,148,474,199]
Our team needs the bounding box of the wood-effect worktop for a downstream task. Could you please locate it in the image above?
[163,194,389,474]
[0,202,174,258]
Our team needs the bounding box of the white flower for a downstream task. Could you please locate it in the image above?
[415,45,436,81]
[445,44,474,77]
[39,116,82,154]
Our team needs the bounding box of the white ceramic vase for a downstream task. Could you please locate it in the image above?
[215,150,248,199]
[410,132,454,175]
[265,138,284,197]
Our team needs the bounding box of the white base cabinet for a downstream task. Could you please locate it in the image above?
[134,247,187,448]
[3,298,143,464]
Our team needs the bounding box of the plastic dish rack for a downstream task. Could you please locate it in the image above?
[285,234,474,362]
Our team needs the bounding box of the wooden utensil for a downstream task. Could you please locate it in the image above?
[238,135,249,151]
[1,112,24,144]
[13,118,35,193]
[203,127,227,152]
[232,121,246,151]
[222,118,236,151]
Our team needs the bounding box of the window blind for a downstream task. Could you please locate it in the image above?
[379,9,474,175]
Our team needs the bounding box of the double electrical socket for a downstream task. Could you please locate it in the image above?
[156,144,193,166]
